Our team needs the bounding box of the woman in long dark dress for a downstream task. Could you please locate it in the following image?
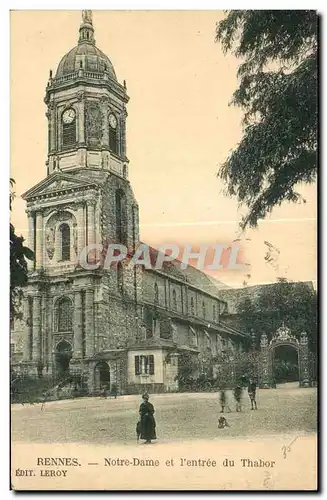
[139,393,156,444]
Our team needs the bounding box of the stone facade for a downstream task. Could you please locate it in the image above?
[11,11,248,394]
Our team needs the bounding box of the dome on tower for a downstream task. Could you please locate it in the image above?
[55,10,117,81]
[56,44,117,80]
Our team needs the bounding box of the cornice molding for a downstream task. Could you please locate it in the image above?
[45,75,129,105]
[26,193,98,211]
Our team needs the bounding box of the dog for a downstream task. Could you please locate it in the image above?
[136,421,141,441]
[218,416,230,429]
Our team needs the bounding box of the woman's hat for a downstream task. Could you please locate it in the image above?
[142,392,149,399]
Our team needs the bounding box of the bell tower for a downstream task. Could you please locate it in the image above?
[44,10,129,178]
[21,11,141,385]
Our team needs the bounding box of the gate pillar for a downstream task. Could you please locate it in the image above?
[259,333,272,388]
[299,332,311,388]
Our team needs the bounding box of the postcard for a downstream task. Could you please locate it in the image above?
[10,10,318,491]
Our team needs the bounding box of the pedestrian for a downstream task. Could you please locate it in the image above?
[247,378,258,410]
[219,387,232,413]
[233,384,243,412]
[219,388,226,413]
[138,392,156,444]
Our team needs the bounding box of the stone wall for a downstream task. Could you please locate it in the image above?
[100,172,139,253]
[142,269,222,326]
[171,321,189,346]
[93,169,143,353]
[163,352,179,391]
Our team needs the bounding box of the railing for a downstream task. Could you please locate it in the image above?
[51,70,121,89]
[83,71,103,80]
[53,72,79,84]
[53,71,104,85]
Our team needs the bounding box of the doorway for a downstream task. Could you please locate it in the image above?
[94,361,110,391]
[55,340,73,381]
[272,344,299,387]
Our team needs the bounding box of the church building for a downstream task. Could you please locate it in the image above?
[14,11,248,394]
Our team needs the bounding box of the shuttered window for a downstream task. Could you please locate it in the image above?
[149,355,154,375]
[135,355,140,375]
[109,126,118,154]
[135,355,155,375]
[62,122,76,149]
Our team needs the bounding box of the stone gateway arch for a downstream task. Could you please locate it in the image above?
[259,325,311,388]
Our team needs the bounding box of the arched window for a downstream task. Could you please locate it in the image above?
[117,262,124,291]
[190,297,195,316]
[115,190,126,244]
[154,283,159,304]
[202,300,206,319]
[109,113,119,154]
[60,223,71,261]
[57,297,73,332]
[172,289,177,310]
[62,110,76,150]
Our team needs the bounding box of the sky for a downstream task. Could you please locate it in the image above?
[10,10,317,288]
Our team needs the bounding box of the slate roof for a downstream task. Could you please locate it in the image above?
[143,244,230,302]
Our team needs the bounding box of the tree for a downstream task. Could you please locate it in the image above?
[175,352,200,391]
[216,11,318,228]
[236,281,317,351]
[10,179,34,322]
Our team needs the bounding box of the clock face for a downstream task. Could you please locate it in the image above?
[62,108,76,124]
[109,113,117,129]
